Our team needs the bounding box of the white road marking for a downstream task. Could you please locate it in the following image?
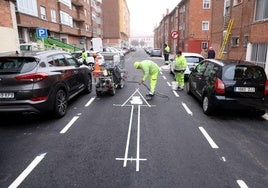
[162,76,167,80]
[123,105,134,167]
[173,90,179,97]
[60,116,79,134]
[182,102,193,116]
[160,71,163,75]
[136,105,141,171]
[221,156,226,162]
[199,127,219,149]
[8,153,47,188]
[237,180,249,188]
[85,97,95,107]
[167,82,171,87]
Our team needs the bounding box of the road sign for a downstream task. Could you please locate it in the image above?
[36,28,48,38]
[171,30,179,39]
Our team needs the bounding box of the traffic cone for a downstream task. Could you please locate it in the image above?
[93,57,102,77]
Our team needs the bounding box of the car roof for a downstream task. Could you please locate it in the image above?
[182,52,204,58]
[206,59,259,67]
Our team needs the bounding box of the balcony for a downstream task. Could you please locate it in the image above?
[72,0,84,7]
[73,11,86,22]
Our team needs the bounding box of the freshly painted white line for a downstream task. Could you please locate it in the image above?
[123,105,134,167]
[173,90,179,97]
[160,71,163,75]
[199,127,219,149]
[60,116,79,134]
[162,76,167,80]
[237,180,249,188]
[136,105,141,171]
[167,82,171,86]
[8,153,47,188]
[182,102,193,116]
[116,157,147,161]
[221,156,226,162]
[85,97,95,107]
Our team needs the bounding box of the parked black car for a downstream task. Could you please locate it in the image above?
[186,59,268,116]
[0,50,92,118]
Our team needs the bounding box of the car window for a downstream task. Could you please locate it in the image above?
[195,61,208,74]
[185,57,203,63]
[0,57,37,74]
[223,65,265,80]
[65,54,78,66]
[203,63,215,77]
[53,54,67,66]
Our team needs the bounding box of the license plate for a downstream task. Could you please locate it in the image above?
[234,87,255,92]
[0,92,15,98]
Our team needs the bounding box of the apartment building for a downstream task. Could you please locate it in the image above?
[154,0,212,54]
[211,0,268,74]
[102,0,130,48]
[16,0,103,50]
[0,0,20,54]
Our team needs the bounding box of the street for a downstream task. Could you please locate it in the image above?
[0,48,267,188]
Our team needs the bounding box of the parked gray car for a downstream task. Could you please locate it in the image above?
[0,50,92,118]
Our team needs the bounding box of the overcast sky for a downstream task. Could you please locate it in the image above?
[126,0,181,36]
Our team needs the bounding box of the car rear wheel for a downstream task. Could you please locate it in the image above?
[54,89,67,118]
[202,95,214,115]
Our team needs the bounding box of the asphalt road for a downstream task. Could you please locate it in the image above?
[0,48,267,188]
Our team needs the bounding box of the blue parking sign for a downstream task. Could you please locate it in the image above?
[36,28,48,38]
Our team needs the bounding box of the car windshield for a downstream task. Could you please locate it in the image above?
[0,57,37,74]
[223,65,266,80]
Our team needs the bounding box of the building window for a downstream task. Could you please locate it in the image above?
[16,0,38,17]
[40,6,46,20]
[51,10,56,23]
[202,21,209,30]
[243,35,248,47]
[201,42,208,49]
[60,11,73,27]
[231,36,240,47]
[255,0,268,21]
[58,0,71,8]
[250,43,267,68]
[233,0,243,6]
[203,0,210,9]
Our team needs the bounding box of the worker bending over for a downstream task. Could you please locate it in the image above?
[134,60,160,96]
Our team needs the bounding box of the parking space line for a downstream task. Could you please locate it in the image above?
[60,116,79,134]
[173,90,179,97]
[198,127,219,149]
[182,102,193,116]
[167,81,171,87]
[162,76,167,80]
[8,153,47,188]
[237,180,249,188]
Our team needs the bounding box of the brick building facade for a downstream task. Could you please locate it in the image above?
[0,0,20,54]
[102,0,130,48]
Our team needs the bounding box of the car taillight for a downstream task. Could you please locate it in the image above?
[265,80,268,95]
[214,77,225,94]
[30,96,47,101]
[15,73,48,82]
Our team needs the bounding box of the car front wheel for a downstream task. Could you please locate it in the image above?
[202,95,214,115]
[54,89,67,118]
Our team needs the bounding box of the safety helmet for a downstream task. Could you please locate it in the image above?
[134,61,140,69]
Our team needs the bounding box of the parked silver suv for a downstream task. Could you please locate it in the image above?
[0,50,92,118]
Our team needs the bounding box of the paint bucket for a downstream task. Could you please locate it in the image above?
[171,81,178,90]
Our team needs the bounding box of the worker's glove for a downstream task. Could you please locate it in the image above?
[139,80,144,85]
